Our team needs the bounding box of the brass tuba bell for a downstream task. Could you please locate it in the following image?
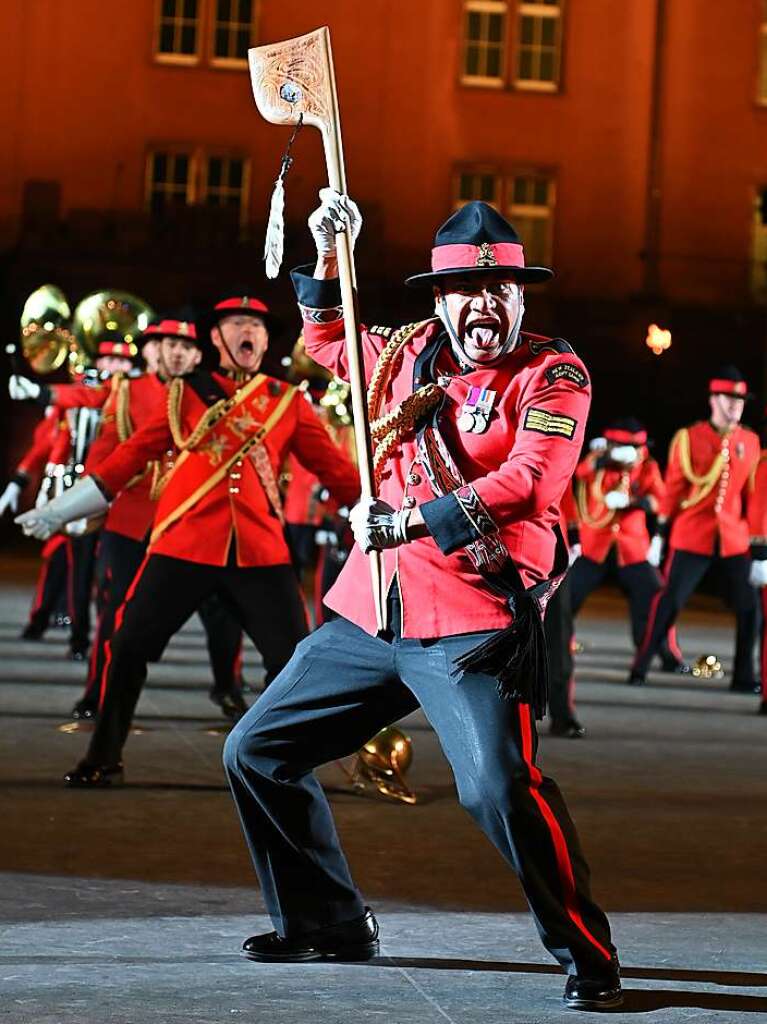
[19,284,74,374]
[71,290,155,375]
[351,726,416,804]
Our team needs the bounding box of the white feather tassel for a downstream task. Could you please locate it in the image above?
[264,176,285,280]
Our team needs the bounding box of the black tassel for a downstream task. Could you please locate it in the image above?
[454,592,549,719]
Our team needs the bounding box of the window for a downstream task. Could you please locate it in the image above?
[146,151,195,215]
[211,0,254,65]
[507,173,555,266]
[201,155,251,222]
[462,1,507,87]
[453,171,501,209]
[155,0,200,63]
[515,0,563,91]
[758,1,767,104]
[751,188,767,301]
[146,149,250,224]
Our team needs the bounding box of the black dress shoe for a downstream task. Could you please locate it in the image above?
[67,646,89,662]
[63,761,124,787]
[549,716,586,739]
[627,670,645,686]
[209,688,249,722]
[20,623,45,641]
[243,908,379,963]
[564,969,623,1010]
[729,680,760,694]
[71,698,99,721]
[660,657,691,674]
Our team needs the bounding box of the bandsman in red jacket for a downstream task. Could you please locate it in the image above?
[16,295,359,782]
[630,368,760,690]
[570,418,685,670]
[220,195,621,1010]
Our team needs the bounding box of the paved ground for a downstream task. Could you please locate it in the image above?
[1,569,766,1023]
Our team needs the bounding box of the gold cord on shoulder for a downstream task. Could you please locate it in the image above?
[675,428,725,509]
[576,471,615,529]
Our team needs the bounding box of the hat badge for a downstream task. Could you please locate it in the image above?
[178,321,189,336]
[242,296,250,307]
[475,243,497,268]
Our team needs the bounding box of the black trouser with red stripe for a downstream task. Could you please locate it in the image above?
[67,532,99,653]
[26,536,69,634]
[83,553,308,766]
[223,591,617,978]
[632,547,758,685]
[570,550,682,661]
[81,533,248,708]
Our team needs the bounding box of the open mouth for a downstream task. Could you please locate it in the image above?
[239,340,255,355]
[464,319,501,348]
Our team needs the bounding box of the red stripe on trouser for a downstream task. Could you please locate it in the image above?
[233,639,243,683]
[66,540,75,619]
[634,550,676,667]
[29,557,50,616]
[98,554,151,710]
[518,704,612,963]
[666,625,683,662]
[761,589,767,701]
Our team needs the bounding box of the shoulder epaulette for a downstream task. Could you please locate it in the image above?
[528,335,575,356]
[368,325,393,339]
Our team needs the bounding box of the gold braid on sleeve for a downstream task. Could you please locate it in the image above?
[115,376,134,443]
[575,472,615,529]
[366,320,444,485]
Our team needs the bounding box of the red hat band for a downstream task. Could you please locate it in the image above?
[156,319,197,341]
[604,428,647,446]
[215,296,270,316]
[98,341,133,358]
[709,378,747,396]
[431,242,525,274]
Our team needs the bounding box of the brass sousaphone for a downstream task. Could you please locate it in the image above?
[71,290,155,375]
[17,284,75,374]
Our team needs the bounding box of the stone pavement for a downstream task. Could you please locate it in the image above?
[0,577,765,1023]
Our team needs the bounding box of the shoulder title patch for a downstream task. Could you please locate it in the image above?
[544,362,588,389]
[524,407,577,440]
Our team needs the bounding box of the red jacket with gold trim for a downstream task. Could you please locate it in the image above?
[661,421,760,557]
[92,370,359,567]
[292,268,591,639]
[747,450,767,559]
[51,373,167,542]
[575,451,664,566]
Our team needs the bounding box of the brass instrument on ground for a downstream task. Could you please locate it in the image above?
[691,654,723,679]
[351,726,416,805]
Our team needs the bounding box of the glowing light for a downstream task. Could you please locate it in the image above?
[646,324,671,356]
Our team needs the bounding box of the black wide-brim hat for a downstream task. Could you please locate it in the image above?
[404,201,553,288]
[709,365,753,400]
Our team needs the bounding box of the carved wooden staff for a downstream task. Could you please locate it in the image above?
[249,27,386,630]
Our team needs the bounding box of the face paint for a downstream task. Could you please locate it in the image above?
[435,276,524,370]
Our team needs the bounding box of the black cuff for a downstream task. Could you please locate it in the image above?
[567,524,580,548]
[290,264,342,309]
[11,471,29,490]
[91,474,114,503]
[752,543,767,561]
[421,493,480,555]
[34,383,52,408]
[632,496,652,515]
[656,519,670,540]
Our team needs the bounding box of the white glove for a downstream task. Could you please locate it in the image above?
[0,481,22,515]
[647,534,664,568]
[750,560,767,587]
[15,476,108,540]
[568,542,582,568]
[589,437,607,452]
[309,188,362,258]
[610,444,638,465]
[9,375,41,401]
[349,496,410,553]
[604,490,630,510]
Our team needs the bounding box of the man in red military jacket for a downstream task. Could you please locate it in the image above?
[570,418,685,669]
[630,368,760,690]
[221,196,621,1011]
[16,295,359,782]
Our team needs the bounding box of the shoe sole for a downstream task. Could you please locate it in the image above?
[564,993,624,1011]
[63,775,125,789]
[244,940,379,964]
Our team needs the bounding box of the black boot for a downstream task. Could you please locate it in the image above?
[549,716,586,739]
[20,622,46,641]
[71,696,99,721]
[243,908,379,963]
[627,670,645,686]
[63,761,124,788]
[209,688,249,722]
[563,960,623,1010]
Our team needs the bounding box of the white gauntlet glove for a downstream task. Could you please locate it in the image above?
[609,444,638,465]
[0,481,22,515]
[309,188,362,258]
[589,437,607,452]
[9,375,41,401]
[350,497,410,554]
[749,560,767,588]
[15,476,108,540]
[604,490,630,510]
[647,534,664,568]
